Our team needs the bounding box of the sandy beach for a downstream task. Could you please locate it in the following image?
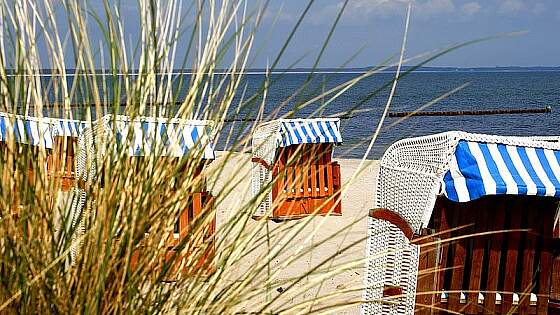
[208,151,379,313]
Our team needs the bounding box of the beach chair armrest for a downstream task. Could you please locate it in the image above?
[251,156,273,170]
[369,208,414,241]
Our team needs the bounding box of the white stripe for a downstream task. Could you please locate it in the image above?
[293,122,309,143]
[30,121,40,146]
[283,122,299,146]
[526,147,556,196]
[544,149,560,188]
[328,120,342,142]
[468,142,496,195]
[17,119,26,142]
[506,145,538,195]
[133,122,144,155]
[301,122,317,143]
[311,121,327,143]
[448,154,470,202]
[182,125,196,151]
[43,123,53,148]
[320,121,334,142]
[487,143,518,195]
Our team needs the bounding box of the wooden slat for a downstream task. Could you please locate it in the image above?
[332,162,342,215]
[550,255,560,303]
[193,192,203,219]
[326,163,334,195]
[503,202,522,313]
[295,164,303,198]
[302,149,310,197]
[483,202,506,314]
[466,200,489,314]
[415,229,440,314]
[519,203,538,315]
[537,203,555,315]
[434,199,452,312]
[286,166,293,197]
[311,164,317,198]
[179,199,189,239]
[448,203,469,312]
[318,163,326,197]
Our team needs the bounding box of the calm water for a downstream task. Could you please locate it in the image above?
[229,71,560,158]
[24,71,560,158]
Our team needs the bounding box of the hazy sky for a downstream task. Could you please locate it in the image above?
[12,0,560,69]
[251,0,560,68]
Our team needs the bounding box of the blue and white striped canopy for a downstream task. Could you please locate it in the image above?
[278,118,342,148]
[443,140,560,202]
[0,114,54,148]
[51,119,90,137]
[0,114,90,148]
[107,116,215,159]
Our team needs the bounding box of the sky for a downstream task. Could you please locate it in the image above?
[5,0,559,69]
[250,0,560,68]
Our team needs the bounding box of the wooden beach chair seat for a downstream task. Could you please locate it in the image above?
[362,132,560,315]
[251,118,343,220]
[73,115,216,277]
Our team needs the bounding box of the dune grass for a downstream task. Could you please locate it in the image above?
[0,0,510,313]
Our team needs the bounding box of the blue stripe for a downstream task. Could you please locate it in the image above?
[479,143,507,195]
[316,122,328,143]
[190,125,199,149]
[535,148,560,197]
[282,122,294,146]
[443,169,459,202]
[308,122,320,143]
[325,121,337,142]
[455,141,483,200]
[13,120,20,142]
[497,144,527,195]
[290,122,303,144]
[160,123,169,145]
[302,122,313,143]
[67,121,74,136]
[0,117,5,140]
[24,120,33,144]
[517,147,546,196]
[142,122,151,148]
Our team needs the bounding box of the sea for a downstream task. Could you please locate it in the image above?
[226,70,560,158]
[18,70,560,159]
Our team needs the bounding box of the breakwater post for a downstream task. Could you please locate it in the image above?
[388,106,552,117]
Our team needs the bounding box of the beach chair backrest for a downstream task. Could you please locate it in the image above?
[416,195,560,314]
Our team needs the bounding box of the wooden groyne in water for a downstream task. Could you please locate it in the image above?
[388,106,552,117]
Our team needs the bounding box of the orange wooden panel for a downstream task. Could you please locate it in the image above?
[318,164,326,197]
[326,163,334,195]
[311,164,318,198]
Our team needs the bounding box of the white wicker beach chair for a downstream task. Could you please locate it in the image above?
[361,131,560,315]
[251,118,343,219]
